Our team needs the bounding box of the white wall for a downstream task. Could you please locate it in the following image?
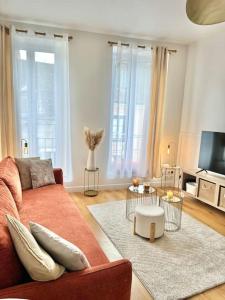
[5,21,188,190]
[178,30,225,170]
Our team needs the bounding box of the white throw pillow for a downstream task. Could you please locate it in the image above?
[30,222,90,271]
[6,215,65,281]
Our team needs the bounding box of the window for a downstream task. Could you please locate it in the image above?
[107,44,152,178]
[13,32,72,182]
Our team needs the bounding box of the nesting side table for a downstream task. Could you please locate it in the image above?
[126,184,157,222]
[159,195,183,231]
[160,165,182,192]
[84,168,99,197]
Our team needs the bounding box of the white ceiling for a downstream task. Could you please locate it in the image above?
[1,0,225,44]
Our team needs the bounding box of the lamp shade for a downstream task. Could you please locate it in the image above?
[186,0,225,25]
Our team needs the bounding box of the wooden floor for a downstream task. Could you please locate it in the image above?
[70,189,225,300]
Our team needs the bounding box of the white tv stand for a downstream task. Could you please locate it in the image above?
[182,169,225,212]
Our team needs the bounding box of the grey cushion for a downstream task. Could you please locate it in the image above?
[30,159,56,189]
[30,222,90,271]
[15,157,40,190]
[6,215,65,281]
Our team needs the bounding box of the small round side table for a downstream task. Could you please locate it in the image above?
[159,195,183,231]
[160,165,182,192]
[126,184,157,222]
[84,168,99,197]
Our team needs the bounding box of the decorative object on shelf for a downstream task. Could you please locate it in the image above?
[126,184,157,221]
[159,194,183,231]
[20,139,29,157]
[186,0,225,25]
[84,167,99,197]
[132,177,140,187]
[84,127,104,171]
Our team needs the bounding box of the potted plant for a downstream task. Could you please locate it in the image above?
[84,127,104,170]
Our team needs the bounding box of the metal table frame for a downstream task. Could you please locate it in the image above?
[159,195,183,231]
[84,168,99,197]
[126,184,157,222]
[160,166,182,193]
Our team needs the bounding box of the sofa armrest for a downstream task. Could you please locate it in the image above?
[0,259,132,300]
[53,168,63,185]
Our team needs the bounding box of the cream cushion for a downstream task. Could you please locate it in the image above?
[6,215,65,281]
[135,205,165,238]
[30,222,90,271]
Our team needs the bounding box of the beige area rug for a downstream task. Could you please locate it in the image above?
[88,200,225,300]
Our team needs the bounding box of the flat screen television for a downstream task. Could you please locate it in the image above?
[198,131,225,175]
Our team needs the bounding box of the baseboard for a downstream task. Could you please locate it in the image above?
[65,178,161,193]
[65,182,130,192]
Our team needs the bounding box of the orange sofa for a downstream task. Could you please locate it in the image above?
[0,157,132,300]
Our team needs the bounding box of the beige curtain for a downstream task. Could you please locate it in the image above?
[147,47,169,178]
[0,25,16,160]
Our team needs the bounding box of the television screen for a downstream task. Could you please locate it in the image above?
[198,131,225,175]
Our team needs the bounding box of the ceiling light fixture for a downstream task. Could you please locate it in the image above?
[186,0,225,25]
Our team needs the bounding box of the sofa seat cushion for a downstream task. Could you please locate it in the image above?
[20,185,109,267]
[0,180,26,289]
[0,156,22,209]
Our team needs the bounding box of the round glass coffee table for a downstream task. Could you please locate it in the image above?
[126,184,157,222]
[159,195,183,231]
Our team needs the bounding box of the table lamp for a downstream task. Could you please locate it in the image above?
[21,139,29,157]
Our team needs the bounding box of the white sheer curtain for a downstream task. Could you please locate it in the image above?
[107,43,152,178]
[12,28,72,182]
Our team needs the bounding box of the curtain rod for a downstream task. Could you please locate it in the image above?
[15,29,73,41]
[108,41,177,53]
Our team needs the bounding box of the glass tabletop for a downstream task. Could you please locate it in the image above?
[128,184,156,194]
[161,195,182,203]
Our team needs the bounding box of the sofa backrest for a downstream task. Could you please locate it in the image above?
[0,179,26,289]
[0,156,22,210]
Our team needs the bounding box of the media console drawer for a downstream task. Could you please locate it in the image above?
[198,179,216,203]
[219,186,225,209]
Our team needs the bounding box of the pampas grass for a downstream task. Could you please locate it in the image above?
[84,127,104,151]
